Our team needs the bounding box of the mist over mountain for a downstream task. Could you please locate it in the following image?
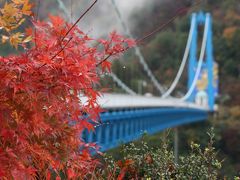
[58,0,157,38]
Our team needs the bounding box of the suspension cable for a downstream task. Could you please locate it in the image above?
[110,0,165,94]
[181,14,210,101]
[109,73,137,95]
[161,14,196,98]
[56,0,70,19]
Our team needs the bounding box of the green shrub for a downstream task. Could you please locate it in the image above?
[98,128,223,179]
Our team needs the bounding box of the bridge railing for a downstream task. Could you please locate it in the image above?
[82,108,208,151]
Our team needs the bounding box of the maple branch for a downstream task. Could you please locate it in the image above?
[33,0,98,75]
[37,37,73,71]
[95,1,202,67]
[47,84,94,91]
[70,0,73,23]
[61,0,98,41]
[96,46,131,67]
[37,0,99,71]
[34,0,41,47]
[96,54,113,67]
[51,37,73,60]
[35,0,41,21]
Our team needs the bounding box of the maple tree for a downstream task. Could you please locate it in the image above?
[0,0,135,179]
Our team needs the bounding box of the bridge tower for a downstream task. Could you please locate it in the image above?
[188,12,218,111]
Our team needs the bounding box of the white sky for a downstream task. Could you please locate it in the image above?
[67,0,155,38]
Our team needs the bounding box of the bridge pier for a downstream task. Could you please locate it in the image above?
[174,127,179,164]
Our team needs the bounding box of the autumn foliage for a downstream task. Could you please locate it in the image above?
[0,0,32,48]
[0,0,134,179]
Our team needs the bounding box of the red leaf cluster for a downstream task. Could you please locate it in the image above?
[0,15,132,178]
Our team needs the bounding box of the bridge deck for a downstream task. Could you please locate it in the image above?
[96,93,209,110]
[81,94,209,152]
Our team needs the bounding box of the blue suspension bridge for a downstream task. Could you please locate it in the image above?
[56,1,219,152]
[81,10,219,152]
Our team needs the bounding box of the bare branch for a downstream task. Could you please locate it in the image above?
[137,0,201,43]
[62,0,98,41]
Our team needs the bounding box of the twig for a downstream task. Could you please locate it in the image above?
[136,0,202,44]
[70,0,73,23]
[61,0,98,42]
[35,0,41,21]
[34,0,41,47]
[37,37,73,70]
[51,37,73,60]
[95,0,202,68]
[96,54,113,67]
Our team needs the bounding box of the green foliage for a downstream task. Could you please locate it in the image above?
[98,129,222,179]
[174,109,240,178]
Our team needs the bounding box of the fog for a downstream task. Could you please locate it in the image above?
[61,0,156,38]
